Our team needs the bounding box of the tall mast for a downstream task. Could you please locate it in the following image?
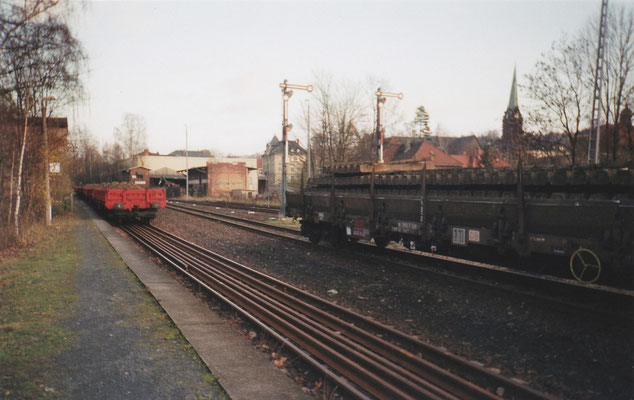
[588,0,609,165]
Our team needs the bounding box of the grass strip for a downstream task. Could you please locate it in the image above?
[0,216,80,399]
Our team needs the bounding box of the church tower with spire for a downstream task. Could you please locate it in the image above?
[502,67,523,146]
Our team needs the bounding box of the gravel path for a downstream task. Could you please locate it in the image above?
[154,208,633,400]
[54,209,226,399]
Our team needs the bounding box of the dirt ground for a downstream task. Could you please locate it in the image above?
[153,208,633,400]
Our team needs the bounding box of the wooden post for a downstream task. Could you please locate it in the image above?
[517,155,526,241]
[42,99,52,226]
[369,164,376,235]
[420,161,427,226]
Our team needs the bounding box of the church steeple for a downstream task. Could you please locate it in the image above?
[507,66,519,111]
[502,67,523,146]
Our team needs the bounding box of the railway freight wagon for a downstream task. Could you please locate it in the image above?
[286,163,633,283]
[75,183,166,223]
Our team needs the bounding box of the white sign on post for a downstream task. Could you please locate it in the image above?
[49,162,61,174]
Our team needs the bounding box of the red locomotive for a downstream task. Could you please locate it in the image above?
[75,183,166,223]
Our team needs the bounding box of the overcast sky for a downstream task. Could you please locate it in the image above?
[68,1,605,156]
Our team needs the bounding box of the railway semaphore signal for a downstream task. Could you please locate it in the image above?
[375,89,403,163]
[279,80,313,218]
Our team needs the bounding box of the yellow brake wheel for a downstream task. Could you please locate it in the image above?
[569,248,601,283]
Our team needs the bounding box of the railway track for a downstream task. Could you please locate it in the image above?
[166,202,302,239]
[173,198,279,214]
[165,202,634,314]
[121,223,554,400]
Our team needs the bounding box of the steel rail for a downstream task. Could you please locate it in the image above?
[127,225,451,398]
[121,224,372,399]
[166,203,301,237]
[122,223,554,400]
[123,224,449,399]
[138,225,498,400]
[170,199,278,214]
[141,225,548,399]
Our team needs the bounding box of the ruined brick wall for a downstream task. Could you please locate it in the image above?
[207,162,247,196]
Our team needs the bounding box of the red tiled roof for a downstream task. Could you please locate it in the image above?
[382,137,403,162]
[415,141,463,166]
[383,137,462,167]
[492,159,512,168]
[384,136,513,169]
[450,154,476,168]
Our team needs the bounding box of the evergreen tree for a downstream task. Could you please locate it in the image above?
[413,106,432,139]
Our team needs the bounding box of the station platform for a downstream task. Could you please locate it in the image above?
[64,203,310,399]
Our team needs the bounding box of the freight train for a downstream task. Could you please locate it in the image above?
[75,183,166,223]
[286,162,633,284]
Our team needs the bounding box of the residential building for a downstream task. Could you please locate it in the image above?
[383,136,511,169]
[433,135,511,168]
[434,135,482,168]
[262,136,307,193]
[383,137,463,169]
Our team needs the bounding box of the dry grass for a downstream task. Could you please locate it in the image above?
[0,215,80,399]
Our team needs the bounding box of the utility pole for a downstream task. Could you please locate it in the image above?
[185,124,189,199]
[42,96,55,226]
[305,99,311,179]
[588,0,609,165]
[279,80,312,218]
[375,89,403,163]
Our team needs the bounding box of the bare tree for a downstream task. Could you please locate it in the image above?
[114,113,148,159]
[311,73,365,170]
[364,76,404,137]
[101,141,125,180]
[0,1,84,238]
[0,0,61,55]
[433,123,452,151]
[67,127,106,184]
[524,5,634,167]
[524,35,592,167]
[597,5,634,162]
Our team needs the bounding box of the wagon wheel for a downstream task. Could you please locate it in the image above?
[308,229,321,245]
[373,237,389,249]
[327,228,345,248]
[569,248,601,284]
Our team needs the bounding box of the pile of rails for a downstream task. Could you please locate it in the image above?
[287,163,633,283]
[75,182,166,223]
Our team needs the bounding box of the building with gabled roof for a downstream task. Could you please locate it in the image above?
[167,149,213,157]
[434,135,482,166]
[383,137,463,169]
[130,148,214,180]
[383,136,511,169]
[262,135,307,193]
